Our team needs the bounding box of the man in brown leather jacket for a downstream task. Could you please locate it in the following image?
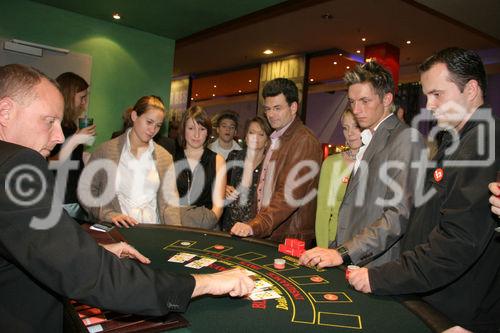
[231,78,322,246]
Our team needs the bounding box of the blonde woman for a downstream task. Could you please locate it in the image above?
[315,108,361,247]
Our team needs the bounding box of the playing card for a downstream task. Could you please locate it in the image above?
[185,257,217,269]
[168,252,196,263]
[249,289,282,301]
[254,279,273,291]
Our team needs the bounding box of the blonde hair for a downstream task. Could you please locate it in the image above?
[0,64,56,106]
[343,61,394,101]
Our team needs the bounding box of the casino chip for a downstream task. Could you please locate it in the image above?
[310,276,323,283]
[274,258,286,270]
[323,293,339,301]
[180,242,191,246]
[214,245,225,250]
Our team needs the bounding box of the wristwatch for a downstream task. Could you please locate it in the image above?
[336,246,352,265]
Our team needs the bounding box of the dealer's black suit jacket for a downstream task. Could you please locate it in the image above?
[0,141,195,332]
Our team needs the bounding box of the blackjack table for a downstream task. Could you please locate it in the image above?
[79,224,452,333]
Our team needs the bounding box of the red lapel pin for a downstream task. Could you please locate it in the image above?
[434,168,444,182]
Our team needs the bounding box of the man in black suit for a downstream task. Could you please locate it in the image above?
[347,48,500,332]
[0,64,254,332]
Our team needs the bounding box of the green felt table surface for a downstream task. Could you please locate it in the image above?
[113,225,443,333]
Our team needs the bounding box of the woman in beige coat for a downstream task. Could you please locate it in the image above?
[80,96,180,227]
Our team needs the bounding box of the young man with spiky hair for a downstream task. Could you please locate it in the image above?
[348,48,500,332]
[300,61,425,268]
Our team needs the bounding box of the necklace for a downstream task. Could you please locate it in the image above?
[345,149,357,161]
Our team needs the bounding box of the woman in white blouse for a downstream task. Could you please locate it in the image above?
[80,95,180,227]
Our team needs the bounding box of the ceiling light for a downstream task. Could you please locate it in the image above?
[356,50,361,54]
[190,97,193,101]
[339,53,343,56]
[213,84,217,88]
[248,79,252,83]
[112,13,121,20]
[361,37,366,42]
[263,49,273,55]
[309,78,314,82]
[333,61,338,65]
[195,93,198,97]
[238,90,242,93]
[346,66,350,69]
[406,40,412,44]
[212,94,215,97]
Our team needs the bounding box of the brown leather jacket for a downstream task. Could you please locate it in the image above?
[248,117,323,245]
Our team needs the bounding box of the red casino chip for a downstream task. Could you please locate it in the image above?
[323,293,338,301]
[310,276,323,283]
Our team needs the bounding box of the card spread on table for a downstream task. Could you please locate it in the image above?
[168,252,197,263]
[254,279,273,291]
[185,257,217,269]
[249,289,282,301]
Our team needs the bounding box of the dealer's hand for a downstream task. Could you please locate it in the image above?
[101,242,151,264]
[192,268,255,298]
[348,267,372,293]
[299,247,343,268]
[488,182,500,217]
[111,214,139,228]
[230,222,254,237]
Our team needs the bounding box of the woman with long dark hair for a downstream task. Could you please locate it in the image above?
[221,116,271,231]
[50,72,96,206]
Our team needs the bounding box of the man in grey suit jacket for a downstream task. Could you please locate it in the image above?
[300,61,425,268]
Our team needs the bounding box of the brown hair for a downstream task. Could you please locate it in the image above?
[56,72,89,128]
[244,115,272,138]
[131,95,165,117]
[0,64,57,105]
[178,105,212,148]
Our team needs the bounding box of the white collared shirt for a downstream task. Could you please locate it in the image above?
[116,129,160,224]
[353,113,393,175]
[208,139,242,160]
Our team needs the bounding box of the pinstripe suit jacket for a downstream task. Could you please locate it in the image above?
[335,114,426,267]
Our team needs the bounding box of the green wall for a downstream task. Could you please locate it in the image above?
[0,0,175,147]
